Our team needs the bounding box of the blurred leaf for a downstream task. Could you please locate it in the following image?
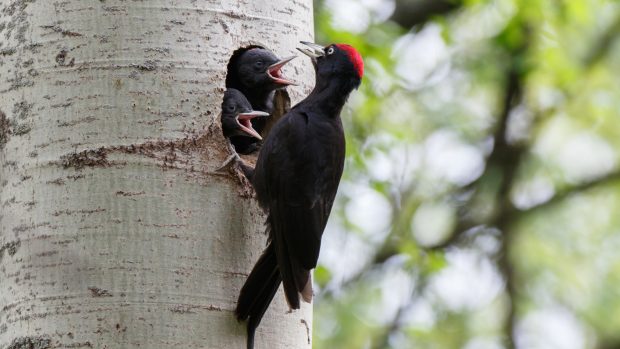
[315,265,333,288]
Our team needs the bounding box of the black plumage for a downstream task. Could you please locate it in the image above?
[235,42,364,349]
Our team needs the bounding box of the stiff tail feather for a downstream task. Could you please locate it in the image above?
[235,242,282,349]
[270,213,313,310]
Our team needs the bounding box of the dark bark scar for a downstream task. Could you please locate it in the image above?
[7,335,52,349]
[300,319,311,344]
[0,110,9,149]
[88,287,113,298]
[60,148,110,170]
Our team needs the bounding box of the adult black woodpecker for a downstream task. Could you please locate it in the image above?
[226,47,295,154]
[221,88,269,142]
[235,42,364,349]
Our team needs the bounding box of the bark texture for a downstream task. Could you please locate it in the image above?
[0,0,314,348]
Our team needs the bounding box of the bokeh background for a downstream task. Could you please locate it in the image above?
[311,0,620,348]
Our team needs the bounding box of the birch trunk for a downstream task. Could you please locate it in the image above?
[0,1,314,348]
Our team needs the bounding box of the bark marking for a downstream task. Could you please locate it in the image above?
[0,110,8,148]
[88,287,113,298]
[300,319,311,344]
[7,336,52,349]
[60,148,110,170]
[0,240,21,260]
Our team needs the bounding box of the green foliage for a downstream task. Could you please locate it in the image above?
[313,0,620,348]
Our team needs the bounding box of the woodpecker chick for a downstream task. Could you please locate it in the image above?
[221,88,268,141]
[228,48,296,113]
[235,42,364,349]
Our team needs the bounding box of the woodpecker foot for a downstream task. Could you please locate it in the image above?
[216,153,255,181]
[216,153,240,172]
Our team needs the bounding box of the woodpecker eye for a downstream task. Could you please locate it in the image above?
[327,47,335,55]
[254,61,264,69]
[227,105,236,112]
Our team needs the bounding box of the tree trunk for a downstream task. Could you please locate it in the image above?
[0,1,314,348]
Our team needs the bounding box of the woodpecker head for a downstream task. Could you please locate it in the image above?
[221,89,269,140]
[297,42,364,90]
[233,48,296,92]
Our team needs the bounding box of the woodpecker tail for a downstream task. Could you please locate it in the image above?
[235,242,282,349]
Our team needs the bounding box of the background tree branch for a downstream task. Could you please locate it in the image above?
[391,0,463,28]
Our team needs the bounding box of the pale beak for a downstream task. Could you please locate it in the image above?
[236,111,269,140]
[297,41,325,58]
[267,56,297,86]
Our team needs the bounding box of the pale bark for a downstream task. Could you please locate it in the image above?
[0,1,314,348]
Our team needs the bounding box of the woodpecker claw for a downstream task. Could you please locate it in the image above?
[216,152,255,180]
[216,153,241,172]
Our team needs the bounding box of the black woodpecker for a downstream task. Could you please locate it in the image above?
[235,42,364,349]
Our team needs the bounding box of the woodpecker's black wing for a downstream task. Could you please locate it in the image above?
[252,106,345,308]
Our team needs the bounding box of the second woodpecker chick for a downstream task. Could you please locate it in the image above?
[221,89,269,150]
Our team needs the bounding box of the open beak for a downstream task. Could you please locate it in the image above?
[297,41,325,59]
[236,110,269,140]
[267,56,296,86]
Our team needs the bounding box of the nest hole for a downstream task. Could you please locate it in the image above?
[221,45,291,156]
